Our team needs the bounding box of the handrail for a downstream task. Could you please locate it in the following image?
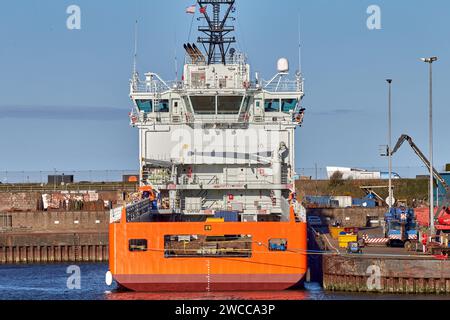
[0,182,138,193]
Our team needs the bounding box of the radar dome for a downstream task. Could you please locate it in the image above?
[277,58,289,73]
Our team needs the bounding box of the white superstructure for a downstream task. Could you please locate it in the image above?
[128,1,306,220]
[326,166,401,180]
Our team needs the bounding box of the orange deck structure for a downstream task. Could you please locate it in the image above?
[109,208,307,292]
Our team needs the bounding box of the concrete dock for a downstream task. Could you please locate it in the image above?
[0,212,109,264]
[312,227,450,294]
[0,184,120,264]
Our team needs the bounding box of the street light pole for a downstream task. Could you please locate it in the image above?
[387,79,393,210]
[421,56,438,237]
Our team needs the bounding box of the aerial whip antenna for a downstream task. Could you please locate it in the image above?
[297,12,302,75]
[132,20,139,87]
[133,20,138,74]
[174,32,178,80]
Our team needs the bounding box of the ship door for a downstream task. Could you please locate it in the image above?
[172,100,180,114]
[254,100,263,117]
[172,99,181,122]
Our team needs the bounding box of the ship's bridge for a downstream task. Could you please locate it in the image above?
[129,53,304,126]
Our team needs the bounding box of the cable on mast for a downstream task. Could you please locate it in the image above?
[197,0,236,64]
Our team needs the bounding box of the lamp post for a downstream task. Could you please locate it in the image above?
[386,79,393,210]
[420,56,438,237]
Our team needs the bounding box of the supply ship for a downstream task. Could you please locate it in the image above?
[108,0,308,292]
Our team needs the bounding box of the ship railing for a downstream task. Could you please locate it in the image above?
[192,113,240,124]
[133,80,255,93]
[132,80,183,94]
[195,175,220,185]
[137,112,293,126]
[110,206,123,223]
[184,52,247,66]
[262,79,303,93]
[222,178,274,185]
[183,82,249,91]
[125,198,151,222]
[145,177,172,186]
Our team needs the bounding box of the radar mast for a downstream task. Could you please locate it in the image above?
[197,0,236,65]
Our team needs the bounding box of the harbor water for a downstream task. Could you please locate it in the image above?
[0,263,449,300]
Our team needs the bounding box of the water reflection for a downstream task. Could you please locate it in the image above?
[105,290,310,301]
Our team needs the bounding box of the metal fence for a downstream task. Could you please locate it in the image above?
[295,166,442,180]
[0,166,443,185]
[0,170,139,184]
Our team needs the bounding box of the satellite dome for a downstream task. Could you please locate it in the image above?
[277,58,289,73]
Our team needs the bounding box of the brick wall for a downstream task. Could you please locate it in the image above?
[1,211,109,233]
[0,190,125,212]
[0,193,41,212]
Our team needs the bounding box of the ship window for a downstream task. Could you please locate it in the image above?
[218,96,243,114]
[155,100,170,113]
[136,100,153,113]
[268,239,288,251]
[281,99,298,112]
[129,239,148,252]
[191,71,206,88]
[264,99,280,112]
[190,96,216,114]
[164,234,252,258]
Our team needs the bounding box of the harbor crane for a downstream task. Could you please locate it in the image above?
[390,134,450,231]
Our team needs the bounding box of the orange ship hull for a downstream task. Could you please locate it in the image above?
[109,217,307,292]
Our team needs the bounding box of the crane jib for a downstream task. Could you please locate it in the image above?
[390,134,450,208]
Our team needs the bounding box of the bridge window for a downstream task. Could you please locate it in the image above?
[264,99,280,112]
[218,96,243,114]
[155,100,170,113]
[136,100,152,113]
[129,239,148,252]
[190,96,216,114]
[281,99,298,112]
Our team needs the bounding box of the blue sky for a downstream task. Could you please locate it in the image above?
[0,0,449,177]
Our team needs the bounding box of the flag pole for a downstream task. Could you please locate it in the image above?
[188,10,196,43]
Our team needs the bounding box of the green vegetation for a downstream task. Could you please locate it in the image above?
[296,178,429,205]
[328,171,344,188]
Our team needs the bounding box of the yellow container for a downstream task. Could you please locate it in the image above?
[205,217,225,223]
[338,234,358,248]
[330,227,345,239]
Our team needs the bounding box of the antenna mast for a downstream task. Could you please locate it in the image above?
[132,20,139,87]
[297,12,302,75]
[133,20,138,74]
[197,0,236,64]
